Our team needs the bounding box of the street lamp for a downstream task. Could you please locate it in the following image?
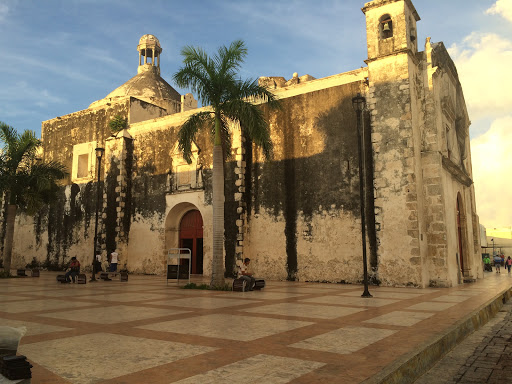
[491,238,495,257]
[90,147,105,282]
[352,93,372,298]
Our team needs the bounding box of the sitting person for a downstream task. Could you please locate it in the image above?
[483,255,492,272]
[65,257,80,283]
[238,258,255,291]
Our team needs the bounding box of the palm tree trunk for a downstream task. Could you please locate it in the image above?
[211,118,225,287]
[3,204,17,274]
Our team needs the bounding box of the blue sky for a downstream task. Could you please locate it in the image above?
[0,0,511,228]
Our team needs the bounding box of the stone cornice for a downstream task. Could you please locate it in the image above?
[442,156,473,187]
[365,48,419,65]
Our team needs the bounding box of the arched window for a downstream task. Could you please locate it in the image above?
[379,14,393,39]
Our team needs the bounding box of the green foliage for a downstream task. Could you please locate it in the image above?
[109,115,128,136]
[182,282,210,290]
[182,282,233,291]
[0,122,68,210]
[173,39,280,163]
[210,283,233,291]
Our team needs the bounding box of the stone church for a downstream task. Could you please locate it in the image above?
[6,0,482,287]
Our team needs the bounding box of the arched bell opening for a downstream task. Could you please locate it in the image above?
[379,14,393,39]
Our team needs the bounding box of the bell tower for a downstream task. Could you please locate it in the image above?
[363,0,420,61]
[362,0,428,286]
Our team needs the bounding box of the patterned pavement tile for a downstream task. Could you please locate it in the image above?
[149,297,258,309]
[19,333,216,384]
[291,326,397,354]
[241,302,366,319]
[363,311,435,326]
[39,305,190,324]
[0,318,72,336]
[301,295,399,307]
[172,354,325,384]
[138,314,313,341]
[431,295,470,303]
[0,299,95,313]
[406,302,458,311]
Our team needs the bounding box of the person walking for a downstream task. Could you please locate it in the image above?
[110,250,119,273]
[94,252,102,276]
[494,254,502,274]
[506,256,512,274]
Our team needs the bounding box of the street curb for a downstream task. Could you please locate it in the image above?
[361,287,512,384]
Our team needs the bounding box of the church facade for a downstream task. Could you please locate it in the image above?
[6,0,482,287]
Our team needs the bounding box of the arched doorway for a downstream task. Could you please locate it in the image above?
[179,210,204,274]
[456,193,465,275]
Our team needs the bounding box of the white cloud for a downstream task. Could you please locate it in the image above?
[471,116,512,228]
[486,0,512,23]
[448,33,512,124]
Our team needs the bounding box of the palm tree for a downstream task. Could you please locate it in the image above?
[0,122,67,274]
[173,40,279,287]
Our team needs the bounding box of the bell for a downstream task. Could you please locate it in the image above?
[383,22,391,32]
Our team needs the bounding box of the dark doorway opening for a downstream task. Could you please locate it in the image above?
[456,194,464,274]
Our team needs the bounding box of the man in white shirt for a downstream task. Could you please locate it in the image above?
[110,250,119,272]
[238,258,255,291]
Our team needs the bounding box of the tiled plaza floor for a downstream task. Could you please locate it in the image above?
[1,271,511,383]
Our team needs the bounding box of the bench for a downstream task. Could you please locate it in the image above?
[76,274,87,284]
[100,272,128,282]
[232,278,265,292]
[56,272,85,284]
[16,269,27,277]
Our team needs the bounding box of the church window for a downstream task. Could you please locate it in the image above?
[76,154,89,178]
[72,141,97,182]
[169,141,203,192]
[379,15,393,39]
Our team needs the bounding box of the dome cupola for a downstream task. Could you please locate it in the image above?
[137,34,162,75]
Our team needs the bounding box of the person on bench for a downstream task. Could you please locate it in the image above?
[64,257,80,283]
[238,258,255,291]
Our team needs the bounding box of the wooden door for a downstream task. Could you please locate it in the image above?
[179,210,204,274]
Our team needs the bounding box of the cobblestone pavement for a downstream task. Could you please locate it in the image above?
[415,302,512,384]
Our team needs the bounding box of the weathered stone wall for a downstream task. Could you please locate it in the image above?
[367,54,425,287]
[10,181,97,269]
[243,80,372,283]
[420,38,482,286]
[42,101,130,182]
[129,97,167,124]
[120,111,214,273]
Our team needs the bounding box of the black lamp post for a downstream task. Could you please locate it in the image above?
[491,238,495,257]
[90,147,104,282]
[352,93,372,298]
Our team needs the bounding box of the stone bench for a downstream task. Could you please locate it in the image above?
[99,272,128,282]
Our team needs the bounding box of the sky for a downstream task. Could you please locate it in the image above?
[0,0,510,230]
